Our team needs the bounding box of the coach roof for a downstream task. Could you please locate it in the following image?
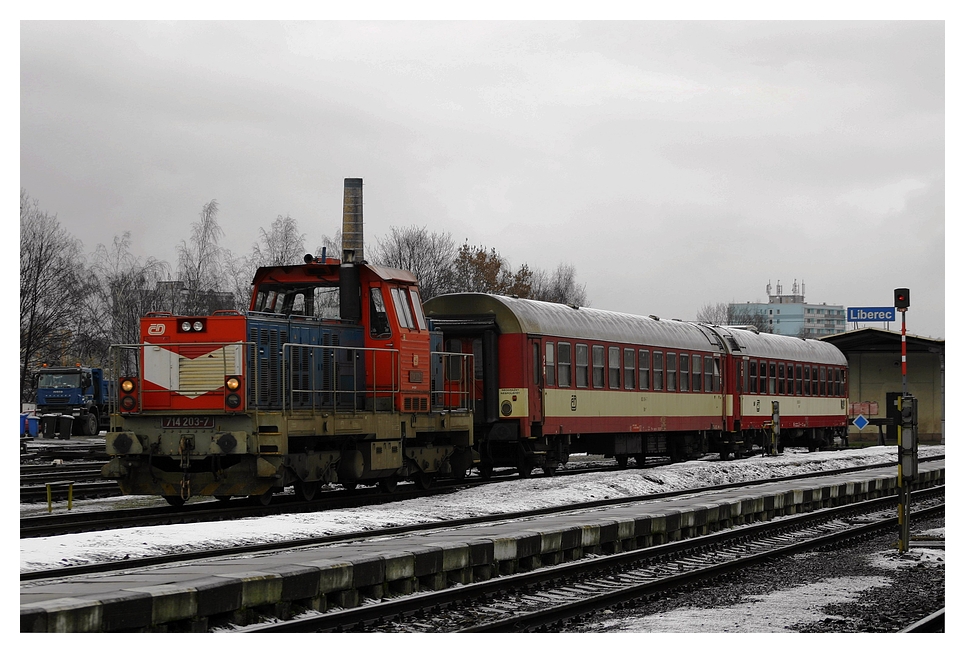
[425,293,720,352]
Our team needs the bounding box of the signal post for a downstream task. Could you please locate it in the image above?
[894,288,918,554]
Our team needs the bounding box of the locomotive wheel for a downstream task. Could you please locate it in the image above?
[295,480,319,502]
[379,477,398,493]
[253,490,273,506]
[415,472,433,491]
[164,496,185,508]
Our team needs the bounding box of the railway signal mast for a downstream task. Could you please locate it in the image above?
[894,288,917,554]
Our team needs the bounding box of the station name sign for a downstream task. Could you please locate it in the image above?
[847,306,896,322]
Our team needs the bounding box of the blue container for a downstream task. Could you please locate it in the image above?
[20,413,27,435]
[27,416,40,437]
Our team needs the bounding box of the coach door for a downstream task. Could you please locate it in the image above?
[529,338,544,427]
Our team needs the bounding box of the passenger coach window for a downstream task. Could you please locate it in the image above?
[639,350,650,390]
[758,361,767,394]
[819,367,826,396]
[533,343,542,386]
[680,354,689,391]
[545,343,555,386]
[707,356,716,392]
[769,362,776,394]
[608,347,620,389]
[592,345,605,388]
[666,352,677,392]
[804,366,811,396]
[693,355,702,392]
[576,344,589,388]
[778,363,785,394]
[558,343,572,387]
[624,349,636,389]
[748,359,757,394]
[653,351,664,391]
[795,365,803,395]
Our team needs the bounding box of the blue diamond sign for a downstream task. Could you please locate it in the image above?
[853,414,869,430]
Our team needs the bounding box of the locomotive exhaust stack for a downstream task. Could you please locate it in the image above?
[340,177,364,322]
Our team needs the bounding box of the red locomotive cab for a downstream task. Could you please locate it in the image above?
[139,311,248,412]
[359,266,432,413]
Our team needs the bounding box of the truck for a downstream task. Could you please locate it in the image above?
[32,365,110,437]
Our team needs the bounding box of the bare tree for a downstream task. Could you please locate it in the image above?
[83,233,170,361]
[20,189,87,400]
[176,200,233,315]
[251,214,306,267]
[371,225,457,300]
[530,263,588,306]
[695,301,772,333]
[695,302,731,324]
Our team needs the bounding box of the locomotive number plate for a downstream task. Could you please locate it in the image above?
[161,416,215,429]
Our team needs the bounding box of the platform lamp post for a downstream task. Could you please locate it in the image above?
[894,288,917,554]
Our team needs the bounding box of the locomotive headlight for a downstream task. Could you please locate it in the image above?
[121,379,135,393]
[193,321,204,332]
[226,377,240,391]
[181,321,192,332]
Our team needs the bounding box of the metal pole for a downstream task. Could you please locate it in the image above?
[901,311,907,397]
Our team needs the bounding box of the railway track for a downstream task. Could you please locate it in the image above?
[239,489,944,633]
[21,456,939,539]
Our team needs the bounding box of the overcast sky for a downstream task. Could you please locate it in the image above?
[19,19,946,338]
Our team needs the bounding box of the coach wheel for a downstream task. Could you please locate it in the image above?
[164,496,185,508]
[215,496,232,503]
[479,463,494,480]
[634,455,647,468]
[542,466,557,477]
[415,472,433,491]
[518,465,533,479]
[615,454,629,469]
[295,480,319,502]
[341,482,358,492]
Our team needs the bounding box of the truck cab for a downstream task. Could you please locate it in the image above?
[33,365,109,436]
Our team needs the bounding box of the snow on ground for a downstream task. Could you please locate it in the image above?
[21,446,942,574]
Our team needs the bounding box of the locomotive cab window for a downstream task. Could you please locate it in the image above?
[369,287,391,338]
[390,287,416,330]
[408,288,428,330]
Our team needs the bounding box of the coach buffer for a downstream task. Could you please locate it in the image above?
[102,179,474,505]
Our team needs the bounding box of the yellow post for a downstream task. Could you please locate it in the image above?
[46,483,52,514]
[68,482,73,511]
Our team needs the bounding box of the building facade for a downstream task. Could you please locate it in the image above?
[730,280,846,338]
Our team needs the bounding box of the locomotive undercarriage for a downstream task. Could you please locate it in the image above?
[103,409,473,505]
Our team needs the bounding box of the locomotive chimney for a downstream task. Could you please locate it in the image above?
[339,178,363,322]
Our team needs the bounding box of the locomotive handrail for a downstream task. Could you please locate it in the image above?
[281,341,400,416]
[429,350,475,411]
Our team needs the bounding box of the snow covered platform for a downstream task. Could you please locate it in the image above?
[21,457,945,632]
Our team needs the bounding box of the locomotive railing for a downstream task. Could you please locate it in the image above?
[281,342,396,415]
[430,351,475,411]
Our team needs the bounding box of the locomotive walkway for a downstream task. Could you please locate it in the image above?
[21,459,945,632]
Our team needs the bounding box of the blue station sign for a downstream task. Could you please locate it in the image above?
[847,307,896,323]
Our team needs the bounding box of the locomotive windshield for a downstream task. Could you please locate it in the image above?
[253,285,340,319]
